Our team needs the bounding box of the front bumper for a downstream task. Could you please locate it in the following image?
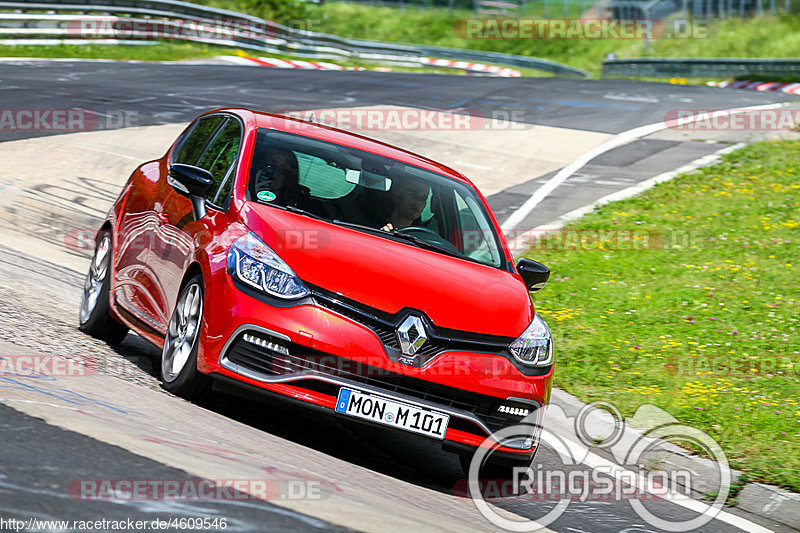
[200,272,553,457]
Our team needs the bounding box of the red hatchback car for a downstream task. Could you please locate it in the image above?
[79,108,553,474]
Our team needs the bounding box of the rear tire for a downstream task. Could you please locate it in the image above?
[160,275,210,401]
[78,231,128,345]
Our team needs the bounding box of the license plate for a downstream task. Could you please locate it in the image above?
[335,387,449,439]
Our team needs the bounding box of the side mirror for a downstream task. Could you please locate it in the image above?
[516,258,550,292]
[168,164,215,220]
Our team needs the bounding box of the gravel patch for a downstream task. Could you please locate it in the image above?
[0,285,162,390]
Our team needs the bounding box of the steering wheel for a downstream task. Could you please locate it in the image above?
[399,226,461,253]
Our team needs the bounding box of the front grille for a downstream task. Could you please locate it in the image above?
[224,330,538,436]
[310,287,512,364]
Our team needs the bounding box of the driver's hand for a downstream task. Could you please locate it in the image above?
[381,223,394,232]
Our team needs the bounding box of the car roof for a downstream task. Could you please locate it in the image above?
[213,107,475,187]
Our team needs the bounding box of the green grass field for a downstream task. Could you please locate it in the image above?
[520,139,800,491]
[5,1,800,77]
[314,3,800,77]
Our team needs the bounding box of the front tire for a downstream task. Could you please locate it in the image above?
[160,275,210,400]
[78,231,128,345]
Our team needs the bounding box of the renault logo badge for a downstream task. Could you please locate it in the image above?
[397,316,428,356]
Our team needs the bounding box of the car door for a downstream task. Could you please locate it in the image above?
[153,115,243,322]
[114,115,226,336]
[113,157,172,335]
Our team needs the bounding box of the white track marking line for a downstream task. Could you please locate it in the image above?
[501,102,785,232]
[506,142,746,255]
[565,437,775,533]
[42,139,144,160]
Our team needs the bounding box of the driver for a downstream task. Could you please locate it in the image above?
[252,146,307,206]
[381,178,430,231]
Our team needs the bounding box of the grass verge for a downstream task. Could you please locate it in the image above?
[0,42,457,74]
[0,42,237,61]
[520,139,800,491]
[314,3,800,78]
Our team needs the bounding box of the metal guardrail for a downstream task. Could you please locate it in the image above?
[609,0,678,19]
[609,0,792,19]
[0,0,591,77]
[603,57,800,78]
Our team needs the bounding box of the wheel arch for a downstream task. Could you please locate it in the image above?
[181,261,205,290]
[96,221,123,323]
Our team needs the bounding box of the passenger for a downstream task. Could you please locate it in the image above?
[252,147,308,207]
[381,178,430,231]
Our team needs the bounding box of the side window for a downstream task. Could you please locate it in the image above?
[453,190,501,266]
[420,187,439,233]
[197,119,242,209]
[172,116,225,165]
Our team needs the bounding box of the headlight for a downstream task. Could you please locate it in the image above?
[509,314,553,367]
[228,232,309,299]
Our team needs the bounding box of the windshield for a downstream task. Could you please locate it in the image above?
[247,129,504,268]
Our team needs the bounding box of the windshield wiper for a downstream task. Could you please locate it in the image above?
[279,204,327,221]
[389,229,465,259]
[329,219,386,236]
[331,220,463,259]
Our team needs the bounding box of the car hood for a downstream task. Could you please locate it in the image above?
[240,203,533,337]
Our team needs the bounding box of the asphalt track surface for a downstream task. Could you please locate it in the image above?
[0,60,798,533]
[0,60,795,142]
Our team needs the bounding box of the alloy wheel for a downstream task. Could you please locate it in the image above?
[161,282,203,383]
